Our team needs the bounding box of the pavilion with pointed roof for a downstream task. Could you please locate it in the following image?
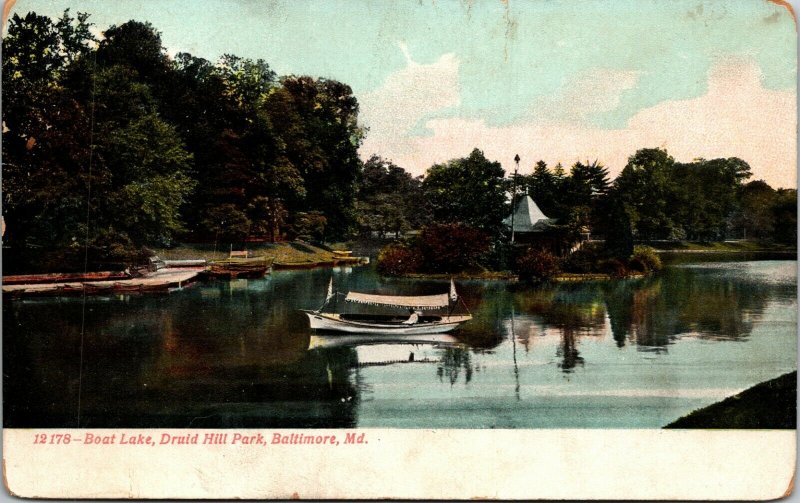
[503,196,557,234]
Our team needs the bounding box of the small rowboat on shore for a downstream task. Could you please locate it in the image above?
[204,256,274,279]
[301,279,471,335]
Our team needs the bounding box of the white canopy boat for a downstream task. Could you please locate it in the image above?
[301,279,472,335]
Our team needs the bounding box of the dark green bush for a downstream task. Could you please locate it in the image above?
[628,256,646,273]
[600,258,628,278]
[630,245,662,272]
[562,242,605,273]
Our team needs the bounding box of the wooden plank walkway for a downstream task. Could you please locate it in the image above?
[2,267,204,296]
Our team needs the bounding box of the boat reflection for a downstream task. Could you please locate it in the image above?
[309,333,465,369]
[309,333,475,389]
[308,333,461,351]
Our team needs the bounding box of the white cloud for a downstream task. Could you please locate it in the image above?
[360,58,796,189]
[358,45,460,161]
[529,68,641,125]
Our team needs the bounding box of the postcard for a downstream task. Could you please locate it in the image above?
[2,0,796,499]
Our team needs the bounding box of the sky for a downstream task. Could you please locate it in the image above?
[7,0,798,188]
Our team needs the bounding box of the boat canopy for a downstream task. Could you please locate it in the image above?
[344,292,450,309]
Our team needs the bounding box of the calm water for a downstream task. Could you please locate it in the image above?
[3,260,796,428]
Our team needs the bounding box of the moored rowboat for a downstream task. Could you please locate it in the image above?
[204,256,274,279]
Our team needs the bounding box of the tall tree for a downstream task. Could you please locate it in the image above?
[355,155,424,237]
[2,11,96,253]
[733,180,777,239]
[772,189,797,244]
[526,160,560,217]
[101,113,195,245]
[96,20,171,87]
[614,148,680,240]
[422,148,508,239]
[279,76,364,238]
[672,157,751,240]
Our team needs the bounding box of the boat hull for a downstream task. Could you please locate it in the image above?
[303,311,471,335]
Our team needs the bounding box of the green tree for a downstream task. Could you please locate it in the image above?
[732,180,776,240]
[562,160,610,234]
[101,113,196,245]
[96,20,171,87]
[566,160,610,206]
[772,189,797,245]
[422,148,508,238]
[279,76,364,239]
[673,157,751,240]
[596,189,634,258]
[2,11,96,257]
[614,148,680,240]
[526,160,560,217]
[356,155,424,237]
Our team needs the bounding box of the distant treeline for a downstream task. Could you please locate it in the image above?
[363,147,797,250]
[2,11,795,272]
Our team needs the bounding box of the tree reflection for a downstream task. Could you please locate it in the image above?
[505,264,782,371]
[601,267,777,350]
[514,285,604,373]
[556,327,584,373]
[436,346,473,385]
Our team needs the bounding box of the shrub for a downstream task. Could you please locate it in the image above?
[627,257,645,273]
[600,258,628,278]
[515,247,561,282]
[376,243,421,276]
[418,223,491,273]
[562,242,605,273]
[630,245,662,272]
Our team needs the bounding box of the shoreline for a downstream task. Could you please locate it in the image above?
[658,249,796,255]
[665,372,797,429]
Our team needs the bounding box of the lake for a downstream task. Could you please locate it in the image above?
[3,260,796,428]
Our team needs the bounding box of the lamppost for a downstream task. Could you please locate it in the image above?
[511,154,520,243]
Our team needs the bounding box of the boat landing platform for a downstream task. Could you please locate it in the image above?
[2,267,204,297]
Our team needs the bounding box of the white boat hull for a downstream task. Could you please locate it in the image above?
[308,333,461,349]
[303,311,471,335]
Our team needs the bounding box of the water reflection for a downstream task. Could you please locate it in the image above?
[309,334,471,386]
[497,263,796,370]
[3,261,796,428]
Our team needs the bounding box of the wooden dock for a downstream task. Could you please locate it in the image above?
[2,267,203,297]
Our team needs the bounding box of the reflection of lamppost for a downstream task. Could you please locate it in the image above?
[511,154,520,243]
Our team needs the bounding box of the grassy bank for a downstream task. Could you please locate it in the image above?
[665,372,796,429]
[647,240,796,253]
[403,271,518,281]
[154,241,341,264]
[553,272,646,282]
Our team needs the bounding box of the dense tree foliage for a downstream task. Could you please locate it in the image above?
[610,148,759,242]
[355,155,424,238]
[422,148,508,239]
[3,11,364,270]
[3,11,794,274]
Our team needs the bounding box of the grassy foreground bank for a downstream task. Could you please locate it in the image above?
[649,240,796,253]
[665,372,796,429]
[155,241,343,264]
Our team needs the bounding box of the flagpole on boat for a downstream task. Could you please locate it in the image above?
[318,277,334,312]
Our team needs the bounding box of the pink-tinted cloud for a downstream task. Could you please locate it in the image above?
[360,58,796,189]
[358,46,460,162]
